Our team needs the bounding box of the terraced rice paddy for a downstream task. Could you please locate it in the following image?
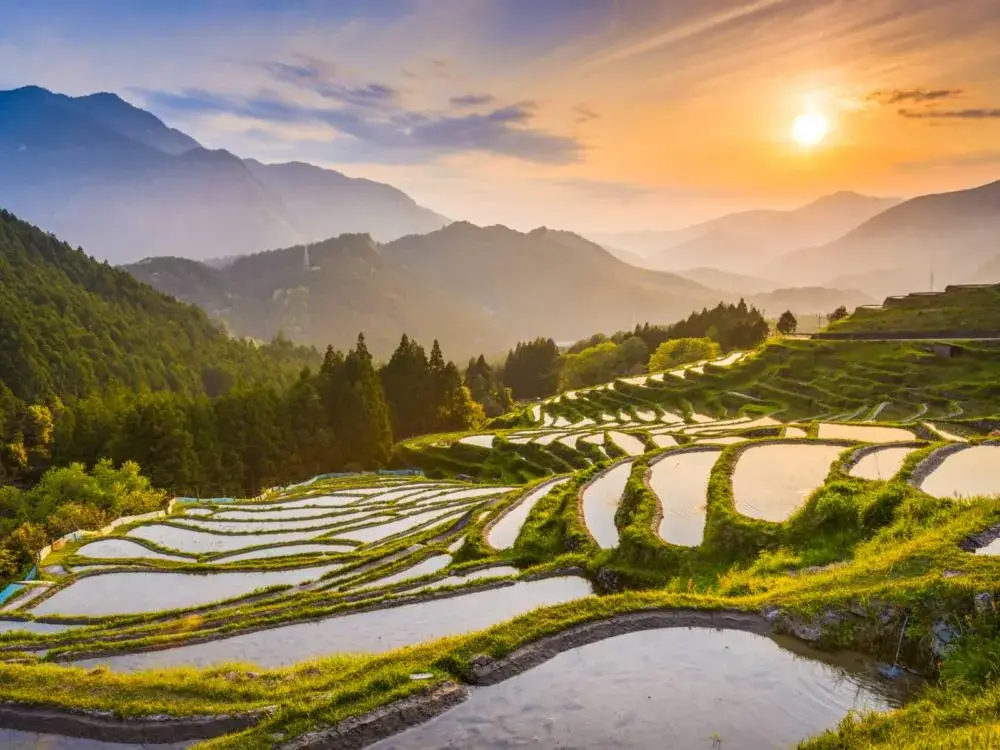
[850,446,917,481]
[371,628,906,750]
[77,577,593,672]
[649,449,720,546]
[487,478,570,549]
[733,443,846,522]
[581,461,632,548]
[5,339,1000,748]
[817,424,915,443]
[918,445,1000,499]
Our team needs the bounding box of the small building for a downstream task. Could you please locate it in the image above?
[930,343,964,359]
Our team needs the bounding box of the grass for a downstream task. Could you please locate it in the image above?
[2,339,1000,747]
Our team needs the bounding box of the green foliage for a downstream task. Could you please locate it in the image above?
[561,337,648,390]
[502,337,560,399]
[776,309,798,335]
[464,355,514,418]
[828,305,849,324]
[648,337,721,372]
[828,284,1000,334]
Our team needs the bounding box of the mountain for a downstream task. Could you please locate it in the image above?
[125,233,505,358]
[0,86,448,263]
[768,179,1000,298]
[592,191,899,274]
[747,286,875,318]
[244,160,447,243]
[380,223,727,346]
[969,255,1000,284]
[673,267,779,295]
[0,209,316,407]
[126,224,732,358]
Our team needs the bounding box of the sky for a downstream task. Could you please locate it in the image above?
[2,0,1000,232]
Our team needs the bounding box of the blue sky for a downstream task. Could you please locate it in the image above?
[3,0,1000,231]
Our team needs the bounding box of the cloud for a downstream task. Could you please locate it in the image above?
[573,104,600,124]
[899,107,1000,119]
[139,89,582,164]
[450,93,496,107]
[261,59,399,107]
[868,87,964,104]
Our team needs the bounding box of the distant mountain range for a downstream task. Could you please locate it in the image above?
[0,86,447,263]
[125,223,741,357]
[767,179,1000,298]
[592,191,900,274]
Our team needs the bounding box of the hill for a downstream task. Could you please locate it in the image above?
[822,283,1000,336]
[969,254,1000,284]
[127,224,734,358]
[0,86,448,263]
[673,267,779,295]
[125,233,505,357]
[593,191,898,273]
[769,179,1000,298]
[748,286,876,318]
[380,224,728,346]
[0,209,315,407]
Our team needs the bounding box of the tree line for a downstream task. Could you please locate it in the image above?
[500,300,770,398]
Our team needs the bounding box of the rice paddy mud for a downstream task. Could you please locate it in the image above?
[2,339,1000,748]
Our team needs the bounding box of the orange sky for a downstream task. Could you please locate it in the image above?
[3,0,1000,231]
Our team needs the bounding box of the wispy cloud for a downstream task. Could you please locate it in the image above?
[573,104,600,124]
[139,88,582,164]
[899,107,1000,119]
[868,88,963,104]
[261,59,399,107]
[450,93,496,107]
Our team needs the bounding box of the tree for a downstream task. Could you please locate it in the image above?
[502,338,560,400]
[776,310,798,335]
[829,305,849,324]
[648,338,720,373]
[464,355,514,418]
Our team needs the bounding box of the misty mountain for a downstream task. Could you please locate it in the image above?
[125,223,734,358]
[593,191,899,274]
[747,286,876,318]
[380,223,728,346]
[768,179,1000,298]
[674,267,780,295]
[971,255,1000,283]
[0,86,447,263]
[125,233,502,358]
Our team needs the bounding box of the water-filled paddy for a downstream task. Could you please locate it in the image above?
[346,508,467,544]
[352,555,451,590]
[487,478,570,549]
[608,431,645,456]
[652,434,677,448]
[919,445,1000,499]
[0,619,77,635]
[370,628,906,750]
[31,564,341,616]
[733,443,845,522]
[581,462,632,548]
[850,446,916,481]
[212,543,350,563]
[127,525,348,555]
[649,450,721,547]
[76,576,594,672]
[459,434,495,448]
[817,424,914,443]
[74,538,190,561]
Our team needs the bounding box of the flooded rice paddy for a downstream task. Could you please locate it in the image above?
[649,450,721,547]
[918,445,1000,499]
[817,424,914,443]
[75,576,594,672]
[487,479,570,549]
[581,462,632,548]
[849,446,917,481]
[370,628,909,750]
[733,443,845,522]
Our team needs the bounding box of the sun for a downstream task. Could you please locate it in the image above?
[791,112,829,147]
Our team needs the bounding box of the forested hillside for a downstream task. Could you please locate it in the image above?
[0,211,483,578]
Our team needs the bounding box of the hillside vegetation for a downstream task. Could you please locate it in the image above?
[827,284,1000,335]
